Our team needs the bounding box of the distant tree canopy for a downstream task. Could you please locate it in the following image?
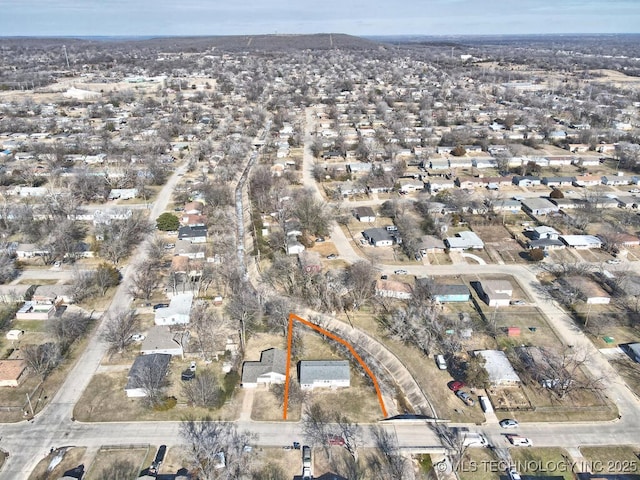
[529,248,545,262]
[156,212,180,231]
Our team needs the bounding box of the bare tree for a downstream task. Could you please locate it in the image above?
[345,261,377,310]
[370,425,410,480]
[429,422,468,472]
[129,260,160,300]
[0,254,18,284]
[182,369,223,408]
[21,343,61,378]
[101,309,138,354]
[48,312,92,354]
[180,417,257,480]
[133,357,170,408]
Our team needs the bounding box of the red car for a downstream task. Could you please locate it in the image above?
[448,380,465,392]
[327,435,345,446]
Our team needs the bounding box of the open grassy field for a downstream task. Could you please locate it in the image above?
[84,446,153,480]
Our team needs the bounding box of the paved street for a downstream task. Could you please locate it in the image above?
[2,110,640,477]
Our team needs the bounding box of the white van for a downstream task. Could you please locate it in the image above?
[479,395,493,413]
[435,354,447,370]
[508,435,533,447]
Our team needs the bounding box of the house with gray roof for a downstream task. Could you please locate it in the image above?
[125,353,171,398]
[474,350,521,386]
[241,348,287,388]
[140,326,189,356]
[521,197,560,216]
[299,360,350,390]
[363,228,395,247]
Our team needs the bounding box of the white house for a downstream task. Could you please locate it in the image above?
[241,348,287,388]
[474,350,521,386]
[445,231,484,250]
[479,280,513,307]
[299,360,351,390]
[154,293,194,326]
[375,280,413,300]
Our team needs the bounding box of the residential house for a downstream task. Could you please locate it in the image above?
[286,240,306,255]
[512,176,541,187]
[474,350,521,385]
[546,156,573,167]
[346,163,372,174]
[154,293,194,326]
[363,228,395,247]
[125,354,171,398]
[550,198,587,210]
[299,360,350,390]
[572,175,601,187]
[564,276,610,304]
[337,181,366,197]
[427,179,455,193]
[431,284,471,303]
[492,199,521,213]
[398,178,425,193]
[521,198,560,216]
[353,206,376,223]
[241,348,287,388]
[602,175,630,186]
[108,188,138,200]
[178,225,207,243]
[14,244,49,259]
[32,285,74,305]
[174,240,206,259]
[181,213,207,226]
[542,176,575,187]
[478,279,513,307]
[15,301,55,320]
[444,231,484,250]
[560,235,602,249]
[417,235,446,254]
[572,157,600,167]
[183,202,204,215]
[531,226,560,240]
[0,360,27,387]
[429,158,450,170]
[375,280,413,300]
[617,196,639,209]
[140,326,189,356]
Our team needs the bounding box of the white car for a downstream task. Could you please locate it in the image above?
[189,361,197,372]
[131,334,145,342]
[394,269,408,275]
[607,259,621,265]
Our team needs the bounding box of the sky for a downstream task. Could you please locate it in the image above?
[1,0,639,37]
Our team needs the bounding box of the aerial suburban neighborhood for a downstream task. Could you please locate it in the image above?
[0,31,639,480]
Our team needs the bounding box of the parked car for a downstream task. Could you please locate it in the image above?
[327,435,345,446]
[181,369,195,381]
[131,334,145,342]
[189,361,197,372]
[435,354,447,370]
[153,303,169,310]
[303,467,312,480]
[508,468,522,480]
[630,189,640,194]
[510,299,526,306]
[394,269,408,275]
[607,259,621,265]
[164,243,175,249]
[326,254,337,259]
[150,445,167,474]
[447,380,465,392]
[380,275,388,280]
[507,435,533,447]
[293,441,301,449]
[455,390,475,406]
[499,419,519,429]
[315,237,325,242]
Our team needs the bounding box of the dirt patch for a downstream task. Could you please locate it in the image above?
[487,386,532,411]
[85,446,153,480]
[28,447,87,480]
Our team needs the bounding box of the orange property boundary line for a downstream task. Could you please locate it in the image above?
[283,312,388,420]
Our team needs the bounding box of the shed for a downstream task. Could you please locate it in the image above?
[507,327,521,337]
[353,206,376,223]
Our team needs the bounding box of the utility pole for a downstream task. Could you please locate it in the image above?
[62,45,70,69]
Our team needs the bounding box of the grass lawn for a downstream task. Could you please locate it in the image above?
[458,448,501,480]
[85,446,153,480]
[28,447,86,480]
[580,446,640,475]
[510,447,573,480]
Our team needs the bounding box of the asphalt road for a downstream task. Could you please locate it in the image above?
[0,162,187,479]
